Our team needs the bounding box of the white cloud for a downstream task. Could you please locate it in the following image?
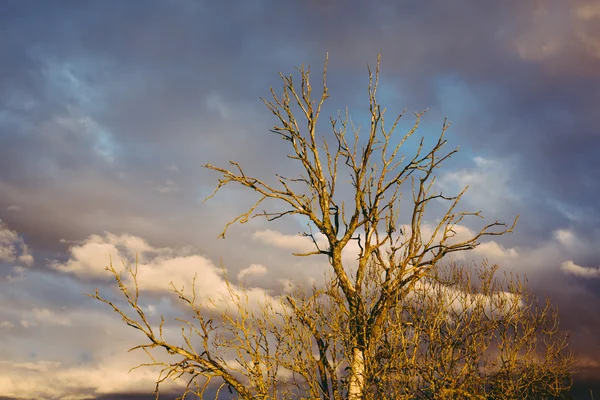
[133,254,225,295]
[237,263,268,282]
[412,279,522,318]
[253,229,326,253]
[51,234,124,279]
[38,225,592,400]
[253,229,361,277]
[554,229,576,248]
[407,222,519,262]
[0,220,21,262]
[0,273,277,400]
[115,233,155,255]
[0,352,186,400]
[254,225,520,277]
[473,241,518,259]
[0,305,182,399]
[417,223,476,247]
[52,232,277,314]
[18,251,34,266]
[2,223,594,400]
[51,233,156,279]
[52,233,220,291]
[437,156,520,214]
[0,221,34,277]
[561,260,600,279]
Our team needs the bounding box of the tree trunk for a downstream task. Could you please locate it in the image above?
[348,347,365,400]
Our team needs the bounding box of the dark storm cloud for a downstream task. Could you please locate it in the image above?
[1,0,600,397]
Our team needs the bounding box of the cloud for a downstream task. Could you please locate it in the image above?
[0,219,33,266]
[54,236,218,304]
[411,278,522,319]
[51,233,144,280]
[403,222,519,262]
[554,229,577,248]
[0,246,281,400]
[252,228,365,278]
[513,1,600,75]
[0,220,34,284]
[0,269,253,399]
[473,241,518,260]
[253,229,327,253]
[561,261,600,279]
[437,156,520,217]
[237,263,268,282]
[52,232,277,315]
[52,233,218,288]
[253,225,520,284]
[0,337,187,400]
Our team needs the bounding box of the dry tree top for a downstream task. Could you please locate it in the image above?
[88,56,577,400]
[203,54,517,321]
[202,55,519,399]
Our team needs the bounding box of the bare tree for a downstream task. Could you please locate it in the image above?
[203,55,518,398]
[90,56,575,399]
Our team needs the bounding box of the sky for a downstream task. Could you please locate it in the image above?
[1,0,600,398]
